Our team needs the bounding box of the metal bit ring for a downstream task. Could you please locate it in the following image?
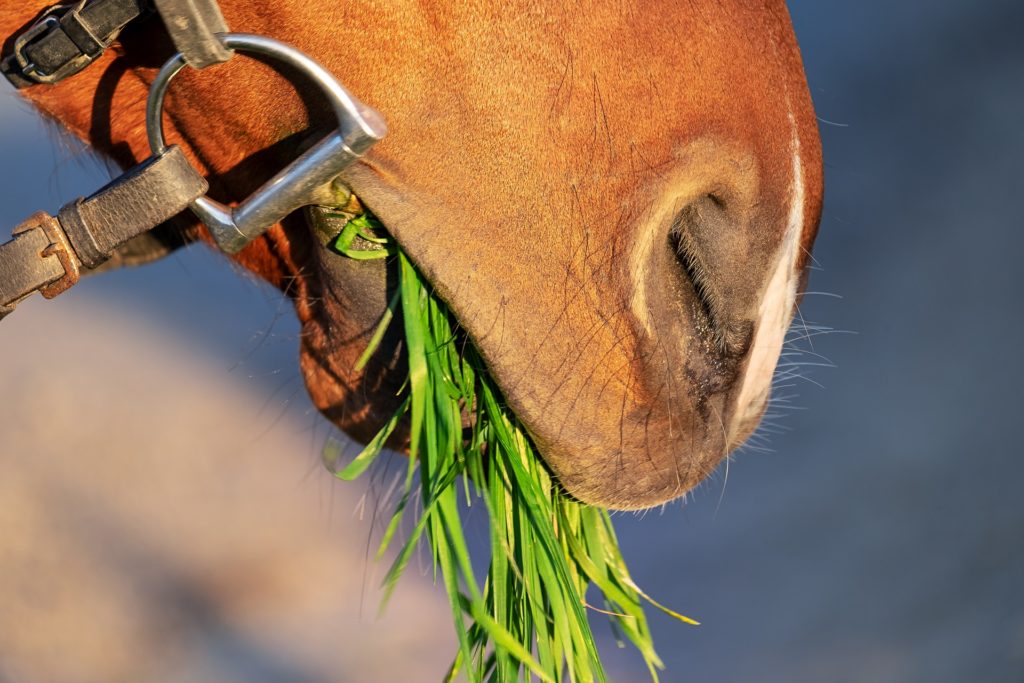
[145,33,387,254]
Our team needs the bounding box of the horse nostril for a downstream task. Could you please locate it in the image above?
[668,194,754,358]
[670,198,717,338]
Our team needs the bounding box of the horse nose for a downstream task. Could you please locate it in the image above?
[553,139,806,504]
[630,141,770,363]
[649,133,814,444]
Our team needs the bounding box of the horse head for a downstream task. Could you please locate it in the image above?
[1,1,823,509]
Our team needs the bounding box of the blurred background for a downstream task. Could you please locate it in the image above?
[1,1,1022,681]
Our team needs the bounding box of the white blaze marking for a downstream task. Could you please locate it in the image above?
[732,107,805,436]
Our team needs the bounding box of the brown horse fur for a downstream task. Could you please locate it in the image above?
[1,1,823,510]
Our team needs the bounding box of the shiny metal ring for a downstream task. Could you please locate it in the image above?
[144,33,387,254]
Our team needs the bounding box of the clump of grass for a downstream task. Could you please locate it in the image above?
[324,212,696,682]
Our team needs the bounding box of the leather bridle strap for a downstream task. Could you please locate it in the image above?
[0,0,385,323]
[1,0,150,87]
[152,0,232,69]
[0,146,208,319]
[2,0,233,88]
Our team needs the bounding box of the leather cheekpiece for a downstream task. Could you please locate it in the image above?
[58,145,208,269]
[0,145,208,317]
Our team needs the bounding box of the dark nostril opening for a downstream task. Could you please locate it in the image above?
[669,219,716,331]
[668,194,754,359]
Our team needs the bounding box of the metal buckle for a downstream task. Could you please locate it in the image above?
[145,33,387,254]
[11,212,82,299]
[13,2,109,85]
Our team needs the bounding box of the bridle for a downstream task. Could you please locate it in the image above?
[0,0,387,320]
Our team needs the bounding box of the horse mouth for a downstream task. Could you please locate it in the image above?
[296,192,798,511]
[298,208,500,450]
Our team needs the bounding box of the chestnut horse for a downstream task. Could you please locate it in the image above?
[0,1,822,509]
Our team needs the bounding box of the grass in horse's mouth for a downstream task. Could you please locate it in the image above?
[323,212,695,682]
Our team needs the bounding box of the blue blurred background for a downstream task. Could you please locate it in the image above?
[1,1,1022,681]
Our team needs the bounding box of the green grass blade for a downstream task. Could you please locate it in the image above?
[325,210,693,683]
[333,395,409,481]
